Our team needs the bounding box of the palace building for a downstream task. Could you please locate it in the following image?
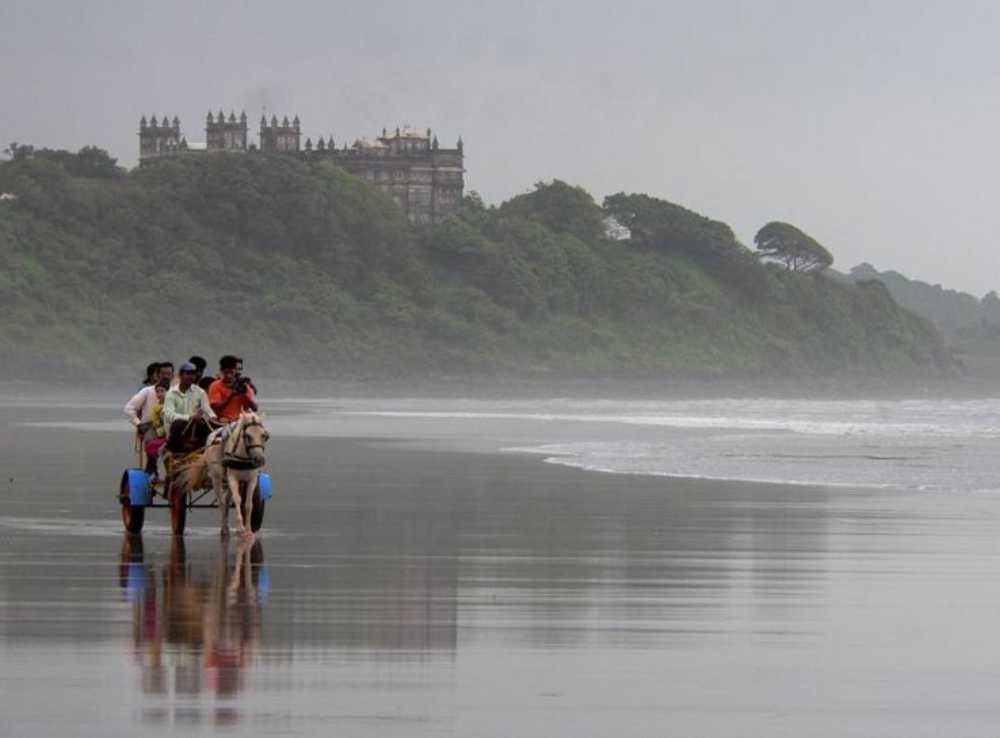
[139,111,464,224]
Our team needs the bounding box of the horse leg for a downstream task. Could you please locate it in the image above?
[242,471,259,539]
[229,473,246,536]
[215,467,230,536]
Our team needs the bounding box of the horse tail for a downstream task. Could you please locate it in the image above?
[171,449,210,493]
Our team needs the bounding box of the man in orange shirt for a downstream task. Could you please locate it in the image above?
[208,355,259,423]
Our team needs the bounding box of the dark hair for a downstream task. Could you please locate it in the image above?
[159,361,174,370]
[197,376,215,391]
[144,362,160,382]
[219,355,240,371]
[188,355,207,372]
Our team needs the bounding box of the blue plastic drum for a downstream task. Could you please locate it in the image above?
[121,468,152,506]
[258,472,273,502]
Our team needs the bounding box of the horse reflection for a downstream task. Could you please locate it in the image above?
[118,535,266,724]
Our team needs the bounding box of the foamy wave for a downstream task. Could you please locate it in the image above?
[348,409,998,438]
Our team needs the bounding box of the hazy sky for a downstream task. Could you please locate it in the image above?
[2,1,998,294]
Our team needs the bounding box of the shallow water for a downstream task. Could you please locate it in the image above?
[4,397,1000,736]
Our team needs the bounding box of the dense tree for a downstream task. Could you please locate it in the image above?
[501,180,606,244]
[3,142,34,161]
[754,221,833,272]
[0,149,947,379]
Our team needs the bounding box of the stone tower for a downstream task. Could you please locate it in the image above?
[206,110,248,152]
[259,115,301,152]
[139,114,182,160]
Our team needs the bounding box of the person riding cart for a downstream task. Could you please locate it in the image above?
[208,355,258,423]
[164,361,217,454]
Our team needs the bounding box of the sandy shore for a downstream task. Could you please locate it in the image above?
[3,404,1000,736]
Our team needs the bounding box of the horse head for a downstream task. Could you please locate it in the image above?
[238,411,270,467]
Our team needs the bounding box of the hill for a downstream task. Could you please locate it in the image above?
[840,263,1000,358]
[0,147,950,381]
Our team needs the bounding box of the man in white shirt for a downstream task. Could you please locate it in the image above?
[124,362,175,431]
[164,361,216,453]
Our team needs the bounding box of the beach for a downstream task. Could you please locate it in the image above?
[3,397,1000,736]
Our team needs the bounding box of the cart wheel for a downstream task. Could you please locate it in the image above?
[250,485,265,532]
[168,477,187,535]
[119,474,145,534]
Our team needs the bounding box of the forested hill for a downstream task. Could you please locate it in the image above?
[839,263,1000,357]
[0,148,949,381]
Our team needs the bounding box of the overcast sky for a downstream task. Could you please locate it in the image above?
[2,1,998,294]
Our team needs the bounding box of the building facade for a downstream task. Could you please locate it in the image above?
[138,111,463,224]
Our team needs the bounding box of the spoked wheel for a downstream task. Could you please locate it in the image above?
[250,485,265,532]
[119,473,145,534]
[168,476,187,535]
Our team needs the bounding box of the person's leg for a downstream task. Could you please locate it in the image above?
[144,438,166,478]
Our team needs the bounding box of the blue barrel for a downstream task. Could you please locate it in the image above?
[121,468,152,506]
[258,472,273,502]
[256,566,270,605]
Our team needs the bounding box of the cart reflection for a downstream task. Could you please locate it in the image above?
[118,534,267,727]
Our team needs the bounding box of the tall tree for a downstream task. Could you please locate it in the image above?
[754,221,833,272]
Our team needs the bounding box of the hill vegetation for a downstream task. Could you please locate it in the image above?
[840,263,1000,358]
[0,147,950,381]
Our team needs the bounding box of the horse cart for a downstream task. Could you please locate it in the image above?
[118,416,272,535]
[118,468,272,534]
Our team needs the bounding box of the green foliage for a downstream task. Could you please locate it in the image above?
[0,148,949,380]
[754,221,834,272]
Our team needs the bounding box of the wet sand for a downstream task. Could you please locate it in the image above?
[4,406,1000,735]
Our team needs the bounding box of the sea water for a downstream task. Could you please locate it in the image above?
[267,396,1000,493]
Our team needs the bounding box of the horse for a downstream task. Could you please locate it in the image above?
[173,411,270,538]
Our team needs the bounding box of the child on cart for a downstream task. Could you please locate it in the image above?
[142,382,169,481]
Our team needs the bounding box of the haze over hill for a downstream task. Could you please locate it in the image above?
[838,263,1000,361]
[0,147,948,382]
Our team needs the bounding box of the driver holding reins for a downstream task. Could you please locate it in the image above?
[163,361,217,452]
[208,355,259,423]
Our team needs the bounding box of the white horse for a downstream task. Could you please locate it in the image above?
[175,412,270,538]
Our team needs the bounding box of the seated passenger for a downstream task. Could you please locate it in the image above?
[208,355,259,423]
[143,383,169,480]
[164,362,217,453]
[188,355,207,385]
[124,361,175,431]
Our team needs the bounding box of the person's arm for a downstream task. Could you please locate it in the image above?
[124,388,147,428]
[243,384,259,413]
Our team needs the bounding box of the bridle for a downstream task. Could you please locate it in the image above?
[241,418,267,453]
[222,416,268,469]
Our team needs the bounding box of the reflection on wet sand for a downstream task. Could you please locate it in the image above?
[119,535,265,727]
